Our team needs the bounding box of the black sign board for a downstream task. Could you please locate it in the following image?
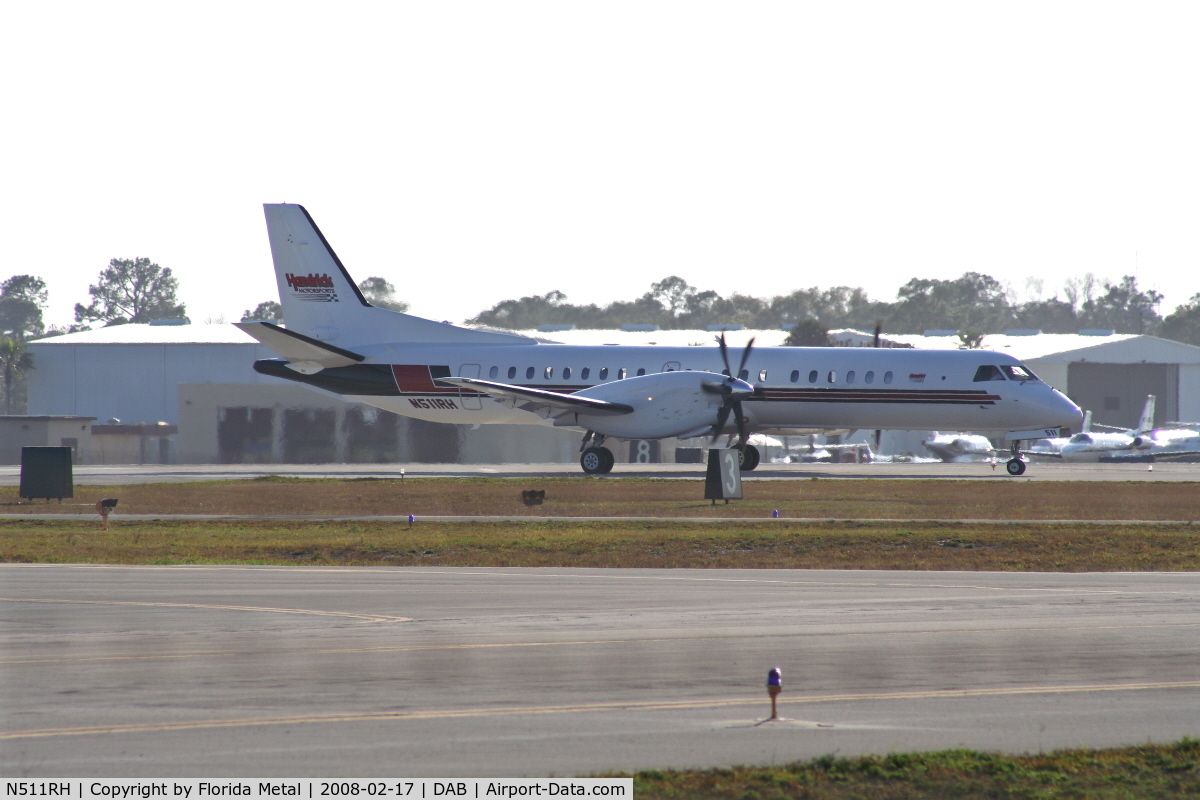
[20,446,74,501]
[704,448,742,503]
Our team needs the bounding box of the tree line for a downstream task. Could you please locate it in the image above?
[468,272,1200,343]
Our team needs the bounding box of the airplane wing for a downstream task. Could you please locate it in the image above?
[438,377,634,417]
[235,321,364,372]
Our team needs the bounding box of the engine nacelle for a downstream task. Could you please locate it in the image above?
[571,370,727,439]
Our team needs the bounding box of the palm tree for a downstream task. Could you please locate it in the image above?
[0,336,34,414]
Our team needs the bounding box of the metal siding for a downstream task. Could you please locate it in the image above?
[1066,362,1177,429]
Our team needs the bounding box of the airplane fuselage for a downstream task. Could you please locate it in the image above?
[254,342,1078,437]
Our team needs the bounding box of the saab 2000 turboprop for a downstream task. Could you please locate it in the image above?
[235,204,1083,476]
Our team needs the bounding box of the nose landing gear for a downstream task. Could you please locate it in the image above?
[1006,440,1026,476]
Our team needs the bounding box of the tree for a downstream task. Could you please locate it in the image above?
[1078,275,1163,334]
[783,319,832,346]
[75,258,186,325]
[1160,293,1200,346]
[358,277,410,313]
[241,301,282,322]
[0,336,34,414]
[885,272,1015,334]
[0,275,48,340]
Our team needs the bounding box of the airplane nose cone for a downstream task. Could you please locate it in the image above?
[1052,390,1085,428]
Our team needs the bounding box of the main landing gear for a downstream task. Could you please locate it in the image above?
[739,444,761,471]
[581,446,615,475]
[580,431,614,475]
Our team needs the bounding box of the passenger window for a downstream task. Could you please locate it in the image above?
[581,367,590,380]
[973,365,1007,382]
[865,370,874,384]
[525,367,535,379]
[507,367,517,379]
[759,369,768,381]
[544,367,554,379]
[563,367,572,379]
[599,367,609,380]
[1002,364,1039,381]
[846,370,856,384]
[489,366,498,379]
[808,370,818,383]
[617,368,627,379]
[636,368,646,376]
[790,370,799,383]
[827,370,836,383]
[883,371,893,384]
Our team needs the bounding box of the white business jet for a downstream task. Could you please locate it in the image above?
[235,204,1083,476]
[1029,396,1200,462]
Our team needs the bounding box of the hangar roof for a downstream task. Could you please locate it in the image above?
[30,323,1200,364]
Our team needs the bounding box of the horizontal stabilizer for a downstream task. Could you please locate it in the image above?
[235,321,364,368]
[438,377,634,417]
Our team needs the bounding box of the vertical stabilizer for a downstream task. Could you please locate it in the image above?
[262,204,535,347]
[1135,395,1157,434]
[1081,410,1092,432]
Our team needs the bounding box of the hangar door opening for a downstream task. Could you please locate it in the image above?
[1066,362,1178,430]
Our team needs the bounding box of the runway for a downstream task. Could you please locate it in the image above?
[2,459,1198,485]
[3,564,1198,777]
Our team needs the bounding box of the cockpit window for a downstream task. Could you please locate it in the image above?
[1069,433,1092,443]
[1002,364,1039,381]
[972,365,1006,382]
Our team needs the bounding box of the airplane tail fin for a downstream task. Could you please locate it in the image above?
[262,204,534,348]
[1081,410,1092,432]
[1135,395,1157,433]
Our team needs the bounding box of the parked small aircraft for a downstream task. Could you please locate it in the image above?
[236,204,1083,475]
[1027,397,1200,462]
[922,432,999,463]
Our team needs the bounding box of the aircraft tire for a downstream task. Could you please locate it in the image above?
[1005,458,1026,476]
[739,445,761,471]
[581,447,614,475]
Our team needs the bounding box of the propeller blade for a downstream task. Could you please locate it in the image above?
[874,429,882,450]
[733,399,747,451]
[736,337,756,378]
[716,333,732,376]
[711,404,732,443]
[873,321,882,348]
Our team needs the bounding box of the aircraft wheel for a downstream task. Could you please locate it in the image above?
[1005,458,1026,476]
[581,447,614,475]
[739,444,761,471]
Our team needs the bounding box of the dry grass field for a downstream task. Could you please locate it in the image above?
[3,475,1200,520]
[2,477,1199,570]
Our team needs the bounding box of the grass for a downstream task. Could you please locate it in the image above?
[3,518,1199,570]
[618,738,1200,798]
[3,476,1200,520]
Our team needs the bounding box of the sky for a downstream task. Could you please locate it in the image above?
[4,2,1198,331]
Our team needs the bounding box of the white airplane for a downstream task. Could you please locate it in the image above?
[921,432,999,463]
[1028,397,1200,462]
[235,204,1083,476]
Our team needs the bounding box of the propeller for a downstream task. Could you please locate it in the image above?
[702,333,756,450]
[872,320,883,453]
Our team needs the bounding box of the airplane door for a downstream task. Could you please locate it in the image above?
[459,364,482,410]
[662,361,681,372]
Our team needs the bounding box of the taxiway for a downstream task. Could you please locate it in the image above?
[3,565,1197,776]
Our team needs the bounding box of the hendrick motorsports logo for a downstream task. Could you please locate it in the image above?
[286,272,338,302]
